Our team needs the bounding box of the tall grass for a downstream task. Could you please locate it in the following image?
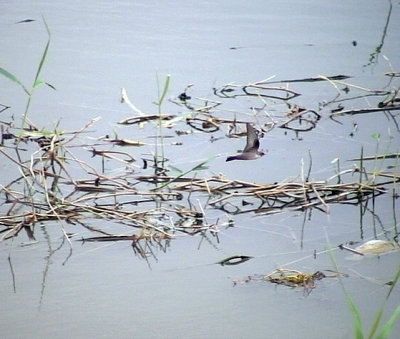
[153,73,170,175]
[328,242,400,338]
[0,17,54,136]
[151,74,217,190]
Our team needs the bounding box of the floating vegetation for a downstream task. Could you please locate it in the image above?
[2,14,399,339]
[1,71,399,262]
[231,268,330,295]
[173,174,390,215]
[264,269,326,290]
[1,19,400,267]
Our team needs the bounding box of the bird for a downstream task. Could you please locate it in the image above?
[226,123,265,161]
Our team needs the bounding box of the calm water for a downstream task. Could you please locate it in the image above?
[1,1,400,338]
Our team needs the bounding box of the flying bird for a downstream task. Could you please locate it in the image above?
[226,123,265,162]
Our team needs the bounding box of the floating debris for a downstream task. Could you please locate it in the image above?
[339,243,365,256]
[1,72,399,265]
[231,269,327,293]
[118,114,175,125]
[264,269,326,290]
[173,175,389,216]
[106,138,146,147]
[356,240,400,255]
[14,19,36,24]
[217,255,253,266]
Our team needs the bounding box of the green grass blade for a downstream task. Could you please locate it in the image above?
[154,155,217,190]
[346,293,364,339]
[20,17,52,134]
[33,79,45,88]
[386,264,400,300]
[32,79,56,90]
[376,305,400,339]
[193,164,210,171]
[368,306,385,339]
[0,66,30,95]
[327,243,364,339]
[155,74,170,106]
[371,264,400,338]
[33,17,51,86]
[168,165,183,174]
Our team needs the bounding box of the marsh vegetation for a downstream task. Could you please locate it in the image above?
[1,10,399,338]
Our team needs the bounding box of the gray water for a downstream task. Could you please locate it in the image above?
[1,1,400,338]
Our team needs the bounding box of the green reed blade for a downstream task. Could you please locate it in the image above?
[0,66,30,95]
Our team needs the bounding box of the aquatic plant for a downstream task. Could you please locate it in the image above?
[0,18,55,136]
[328,243,400,339]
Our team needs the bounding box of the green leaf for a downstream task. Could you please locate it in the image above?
[0,66,30,95]
[33,17,51,86]
[153,155,217,190]
[19,17,52,134]
[32,79,56,90]
[346,293,364,339]
[193,164,209,171]
[368,305,384,339]
[327,243,364,339]
[33,79,45,88]
[371,133,381,142]
[386,264,400,300]
[155,74,170,106]
[376,305,400,339]
[168,165,183,174]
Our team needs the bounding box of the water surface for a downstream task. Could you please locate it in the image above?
[1,1,400,338]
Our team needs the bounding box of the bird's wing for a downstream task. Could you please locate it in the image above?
[243,123,259,152]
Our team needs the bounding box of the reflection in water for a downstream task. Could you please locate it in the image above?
[364,0,393,68]
[39,225,72,309]
[1,57,399,262]
[1,7,400,337]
